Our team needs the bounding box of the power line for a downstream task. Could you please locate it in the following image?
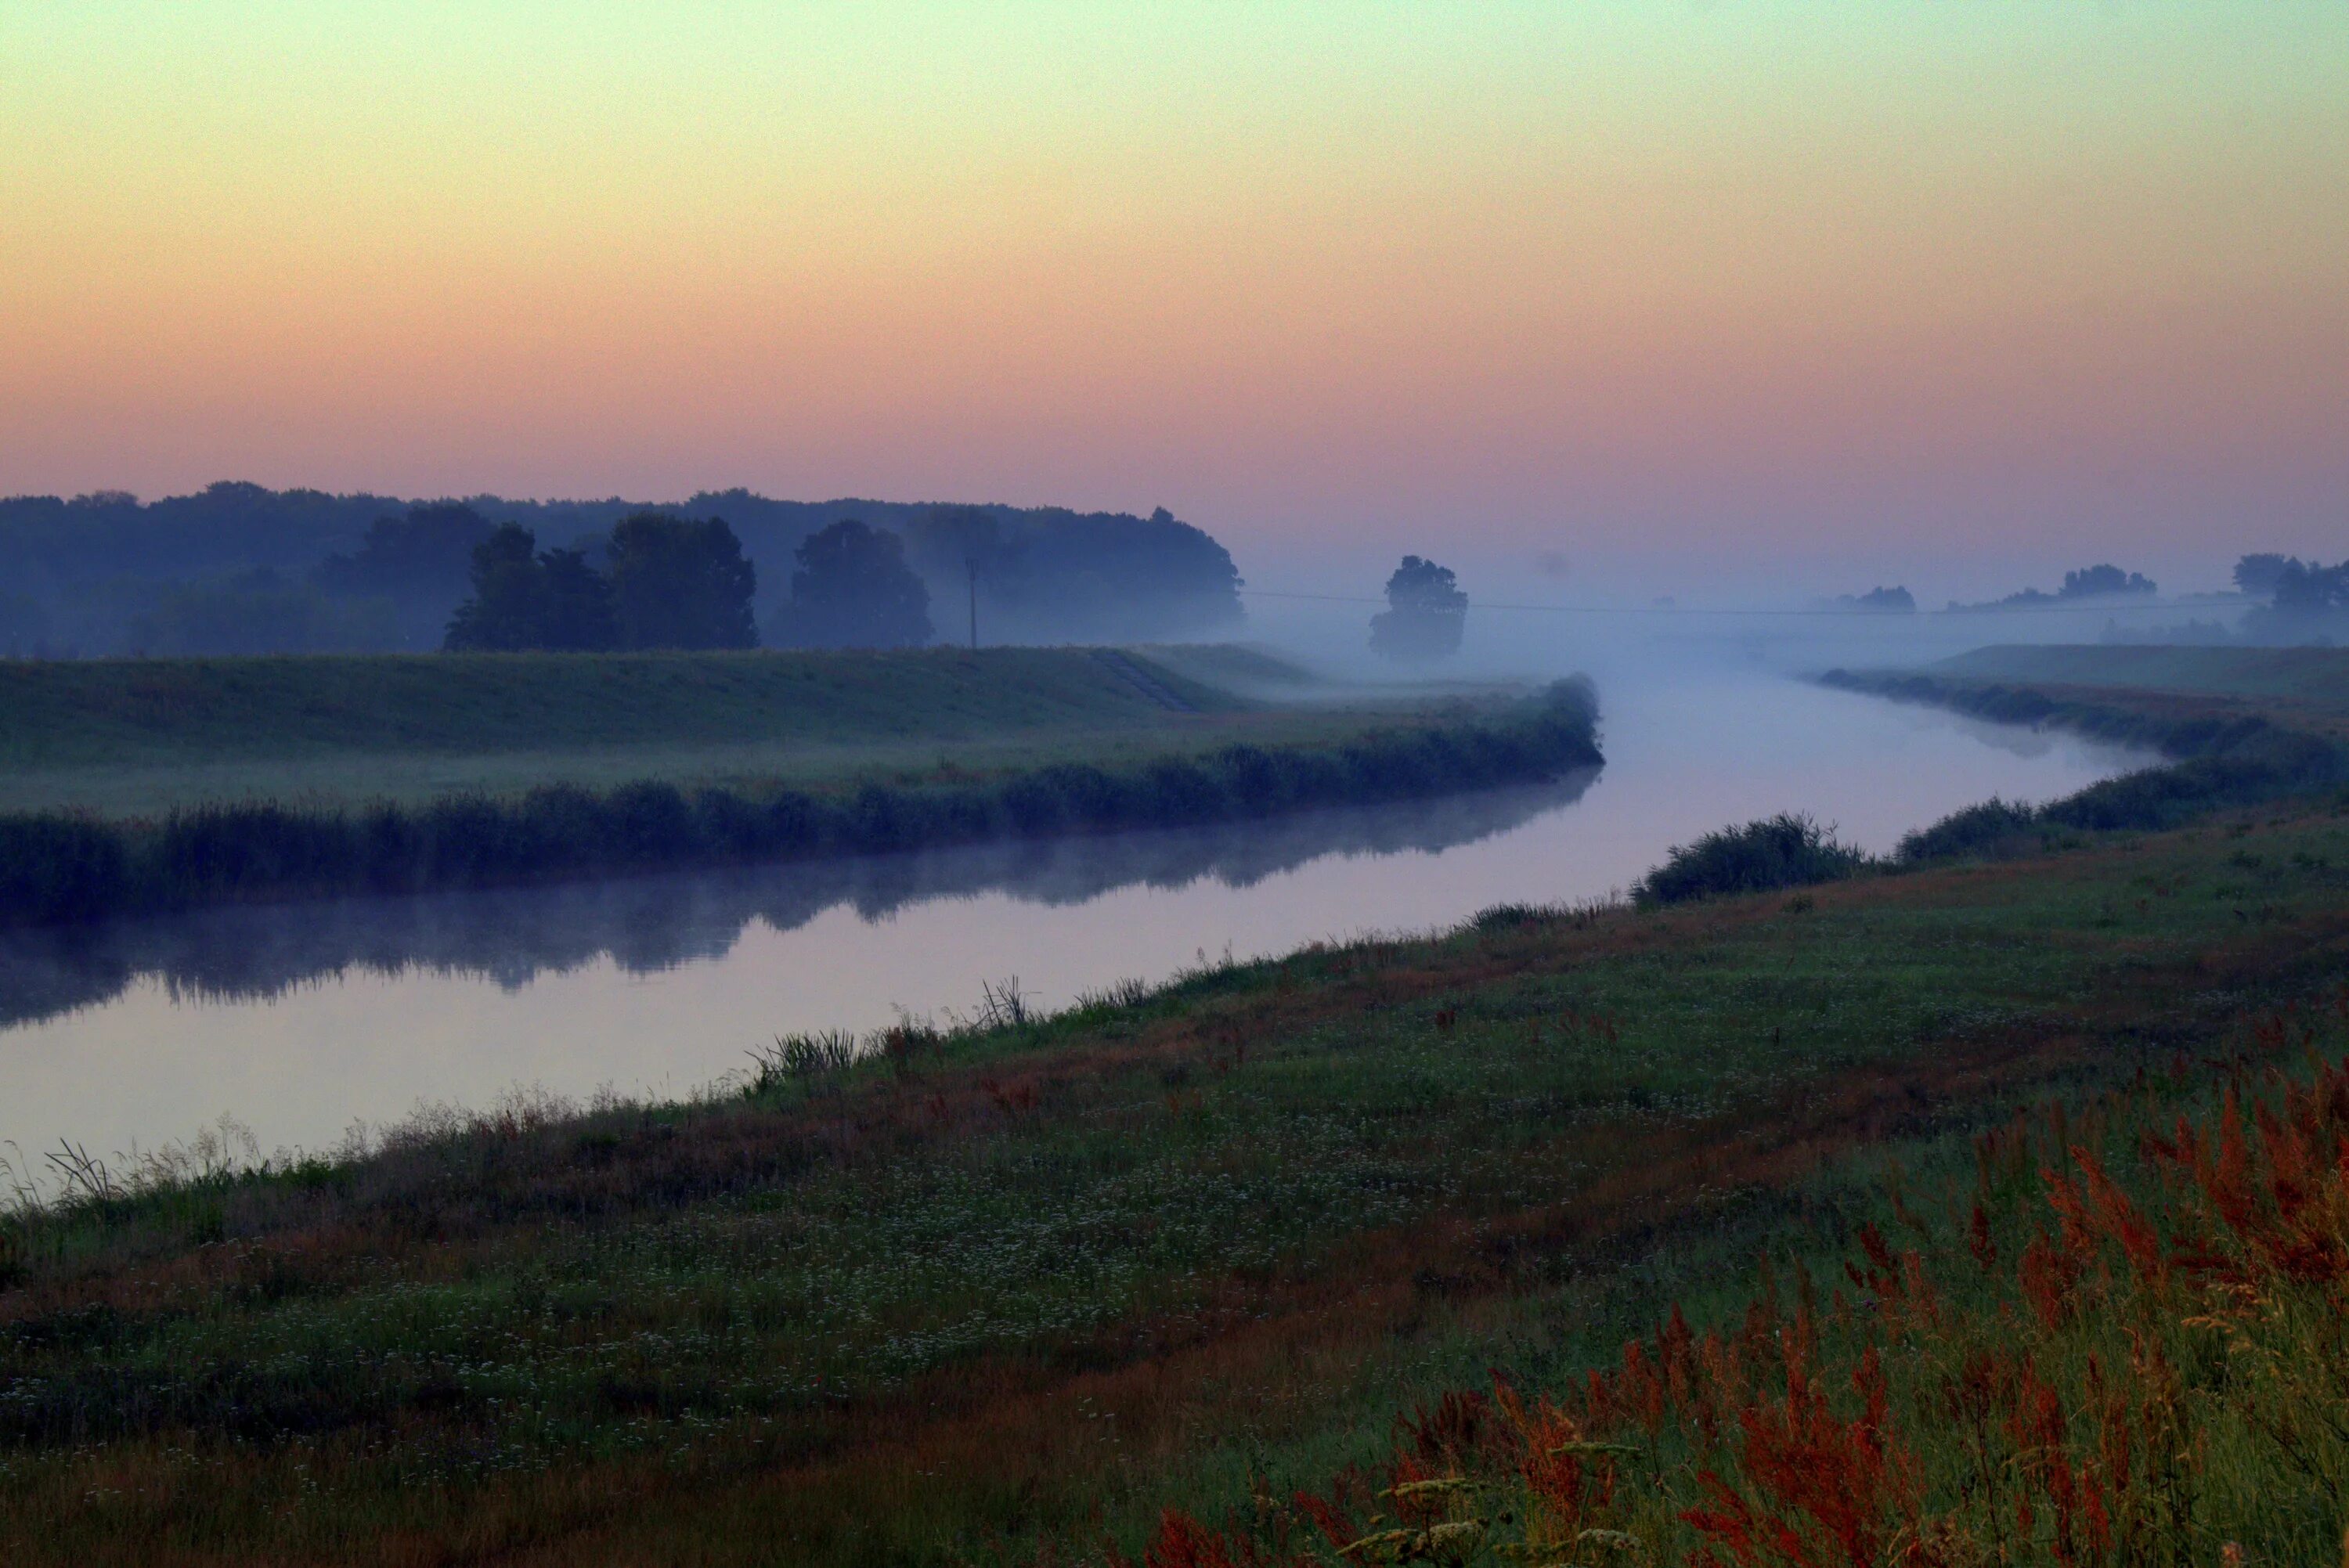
[1235,588,2238,620]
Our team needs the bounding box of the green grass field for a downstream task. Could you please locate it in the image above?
[0,645,1450,816]
[5,780,2347,1563]
[6,658,2345,1563]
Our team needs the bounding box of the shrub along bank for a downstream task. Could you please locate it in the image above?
[0,678,1601,927]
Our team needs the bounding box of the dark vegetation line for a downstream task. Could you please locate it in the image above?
[0,679,1600,928]
[1633,669,2349,905]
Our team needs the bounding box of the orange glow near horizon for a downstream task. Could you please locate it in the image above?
[2,4,2344,575]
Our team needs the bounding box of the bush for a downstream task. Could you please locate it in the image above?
[1636,813,1871,906]
[1895,798,2040,863]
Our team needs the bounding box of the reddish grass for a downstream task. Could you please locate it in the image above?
[1131,1003,2349,1566]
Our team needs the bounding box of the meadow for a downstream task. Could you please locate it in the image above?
[4,762,2347,1562]
[0,644,1384,817]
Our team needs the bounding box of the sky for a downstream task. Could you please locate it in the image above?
[2,3,2344,594]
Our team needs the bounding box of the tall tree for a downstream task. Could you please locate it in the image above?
[607,514,757,650]
[1369,555,1467,661]
[442,524,545,651]
[535,546,621,651]
[767,520,933,649]
[442,525,619,651]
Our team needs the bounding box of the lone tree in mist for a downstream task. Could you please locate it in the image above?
[443,524,619,651]
[1369,555,1467,662]
[767,519,933,649]
[607,514,757,650]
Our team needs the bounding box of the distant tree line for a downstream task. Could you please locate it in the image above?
[1945,564,2158,611]
[1831,586,1916,612]
[0,483,1243,658]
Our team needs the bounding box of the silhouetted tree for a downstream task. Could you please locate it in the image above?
[607,514,757,650]
[2241,557,2349,644]
[535,546,622,651]
[767,520,933,649]
[2059,564,2156,599]
[1835,586,1916,612]
[1369,556,1467,661]
[2235,553,2294,598]
[443,524,543,651]
[443,524,621,651]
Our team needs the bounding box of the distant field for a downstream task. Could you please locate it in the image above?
[1933,643,2349,712]
[0,645,1443,816]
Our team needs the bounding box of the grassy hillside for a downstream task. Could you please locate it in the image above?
[1934,643,2349,714]
[5,791,2347,1563]
[0,646,1448,816]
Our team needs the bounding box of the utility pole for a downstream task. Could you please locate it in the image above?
[966,558,979,650]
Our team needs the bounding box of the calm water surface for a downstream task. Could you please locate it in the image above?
[0,676,2152,1166]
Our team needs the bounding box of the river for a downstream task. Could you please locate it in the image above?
[0,675,2153,1173]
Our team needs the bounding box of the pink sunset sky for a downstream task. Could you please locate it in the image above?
[3,5,2343,596]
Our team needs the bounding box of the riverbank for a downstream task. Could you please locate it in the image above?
[1811,659,2346,867]
[5,771,2347,1563]
[1611,658,2349,907]
[0,676,1603,926]
[0,644,1428,817]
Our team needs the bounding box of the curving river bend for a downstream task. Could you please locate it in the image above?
[0,675,2155,1170]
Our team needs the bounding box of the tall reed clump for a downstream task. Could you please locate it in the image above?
[0,680,1601,928]
[1123,1003,2349,1566]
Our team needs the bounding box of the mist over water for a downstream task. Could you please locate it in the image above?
[0,671,2153,1168]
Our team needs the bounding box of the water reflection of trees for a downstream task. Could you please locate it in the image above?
[0,772,1596,1031]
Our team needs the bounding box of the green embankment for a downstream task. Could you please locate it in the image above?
[0,665,1602,926]
[1932,643,2349,720]
[3,789,2346,1563]
[0,647,1236,765]
[0,647,1393,816]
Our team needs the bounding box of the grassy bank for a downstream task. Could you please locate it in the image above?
[1140,1003,2349,1566]
[0,647,1255,769]
[1669,664,2349,904]
[0,645,1415,817]
[0,679,1602,926]
[5,780,2347,1562]
[1932,643,2349,718]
